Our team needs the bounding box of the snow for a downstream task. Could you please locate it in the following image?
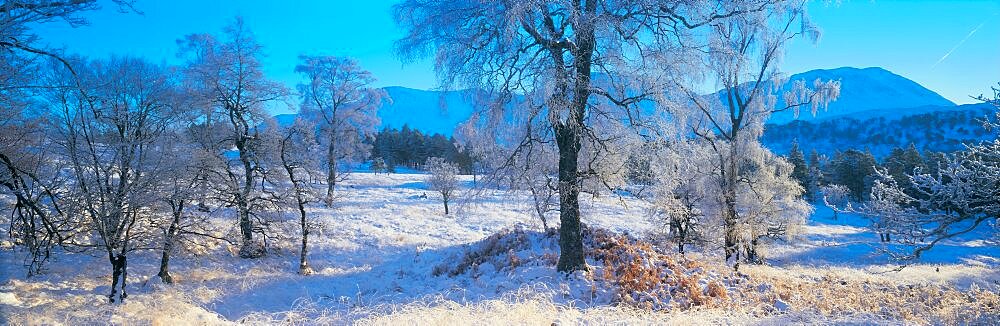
[0,172,996,324]
[767,67,956,124]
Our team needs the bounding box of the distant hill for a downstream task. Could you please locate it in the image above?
[764,103,996,157]
[275,66,993,156]
[377,86,477,136]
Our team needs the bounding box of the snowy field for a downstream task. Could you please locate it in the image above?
[1,172,997,325]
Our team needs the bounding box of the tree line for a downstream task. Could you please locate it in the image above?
[785,142,950,204]
[366,126,477,174]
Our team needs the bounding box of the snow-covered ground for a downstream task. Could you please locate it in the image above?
[1,172,997,324]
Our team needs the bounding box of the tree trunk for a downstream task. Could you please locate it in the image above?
[443,198,450,215]
[555,124,586,273]
[531,186,549,230]
[297,197,312,275]
[326,142,336,207]
[722,144,740,263]
[236,199,259,258]
[158,202,183,284]
[108,252,128,303]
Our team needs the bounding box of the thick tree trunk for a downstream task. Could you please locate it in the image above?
[745,237,762,264]
[555,124,586,273]
[235,181,258,257]
[236,199,259,258]
[443,198,450,215]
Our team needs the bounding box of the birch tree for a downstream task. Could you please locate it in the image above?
[0,0,131,277]
[295,56,386,207]
[277,119,321,275]
[178,18,288,258]
[426,157,459,215]
[49,56,179,303]
[683,0,839,264]
[394,0,777,273]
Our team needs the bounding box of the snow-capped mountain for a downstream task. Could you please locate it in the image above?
[277,67,992,156]
[768,67,956,123]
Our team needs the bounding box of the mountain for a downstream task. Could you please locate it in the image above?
[764,103,995,157]
[274,67,991,157]
[768,67,956,123]
[377,86,477,136]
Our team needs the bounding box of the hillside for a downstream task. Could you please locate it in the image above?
[377,87,478,136]
[764,103,996,157]
[767,67,956,123]
[279,67,987,156]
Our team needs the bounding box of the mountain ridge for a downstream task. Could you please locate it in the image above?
[276,67,989,156]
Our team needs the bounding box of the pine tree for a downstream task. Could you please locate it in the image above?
[807,149,826,200]
[883,143,926,195]
[831,149,878,201]
[788,141,809,198]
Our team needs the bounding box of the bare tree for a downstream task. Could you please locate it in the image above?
[0,0,133,277]
[277,119,321,275]
[650,140,714,254]
[394,0,776,272]
[178,18,288,258]
[153,121,229,284]
[295,55,386,207]
[48,56,179,303]
[425,157,459,215]
[820,184,849,220]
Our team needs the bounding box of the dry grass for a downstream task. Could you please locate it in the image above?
[585,227,741,310]
[353,293,756,326]
[432,227,532,277]
[740,265,1000,325]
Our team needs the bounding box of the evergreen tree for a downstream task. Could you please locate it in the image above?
[787,141,809,198]
[830,149,879,201]
[807,149,826,200]
[883,143,926,195]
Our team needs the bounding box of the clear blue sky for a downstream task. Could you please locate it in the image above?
[32,0,1000,111]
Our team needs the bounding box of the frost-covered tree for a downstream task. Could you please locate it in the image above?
[277,119,321,275]
[153,116,229,284]
[650,141,715,254]
[395,0,783,272]
[178,18,288,258]
[48,56,180,303]
[0,0,134,277]
[0,62,68,276]
[295,56,387,207]
[837,85,1000,261]
[425,157,459,215]
[820,184,849,220]
[682,0,839,264]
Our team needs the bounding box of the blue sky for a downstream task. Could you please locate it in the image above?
[32,0,1000,110]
